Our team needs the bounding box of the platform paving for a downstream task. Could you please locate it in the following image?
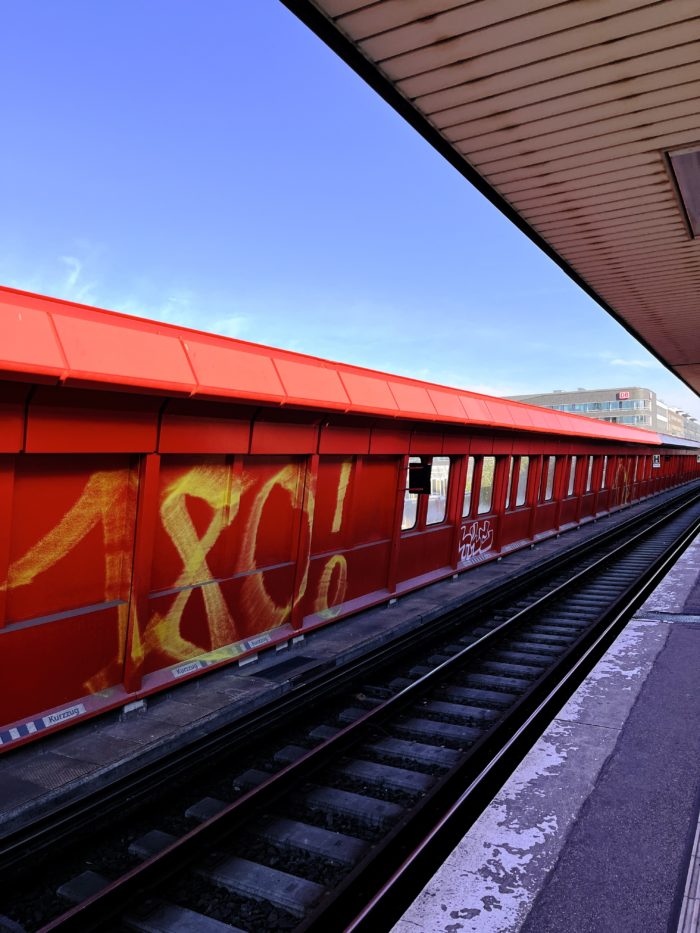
[0,487,694,846]
[394,530,700,933]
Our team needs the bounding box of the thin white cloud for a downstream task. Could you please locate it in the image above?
[60,255,81,288]
[610,357,660,368]
[58,254,96,304]
[206,315,249,339]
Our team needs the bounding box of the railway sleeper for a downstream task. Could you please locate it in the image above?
[460,672,531,693]
[124,901,244,933]
[420,699,499,724]
[496,649,553,666]
[332,758,433,794]
[395,717,481,745]
[527,622,583,634]
[511,632,570,647]
[199,856,325,917]
[502,642,563,660]
[129,829,177,860]
[302,785,404,828]
[364,737,459,769]
[477,660,543,678]
[253,816,367,867]
[441,684,515,709]
[186,797,229,822]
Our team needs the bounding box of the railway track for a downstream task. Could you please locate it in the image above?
[4,486,700,932]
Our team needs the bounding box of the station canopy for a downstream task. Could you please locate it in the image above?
[284,0,700,397]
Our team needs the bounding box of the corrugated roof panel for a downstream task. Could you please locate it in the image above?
[0,302,65,377]
[388,380,437,416]
[274,358,350,407]
[302,0,700,395]
[53,312,195,393]
[184,338,285,400]
[458,395,495,425]
[341,371,399,411]
[427,388,465,419]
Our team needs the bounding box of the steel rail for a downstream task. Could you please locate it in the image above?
[347,508,700,932]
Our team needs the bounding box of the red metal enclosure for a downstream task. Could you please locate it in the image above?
[1,286,698,748]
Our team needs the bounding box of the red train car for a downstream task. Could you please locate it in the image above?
[1,285,698,748]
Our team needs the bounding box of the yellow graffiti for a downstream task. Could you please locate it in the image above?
[239,464,307,628]
[145,463,248,656]
[5,470,131,599]
[6,456,354,696]
[331,460,352,533]
[313,553,348,618]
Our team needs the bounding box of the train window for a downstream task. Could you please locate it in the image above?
[567,456,578,496]
[516,456,529,506]
[402,456,421,530]
[426,457,450,525]
[585,456,594,492]
[478,456,495,514]
[601,456,608,489]
[504,457,515,509]
[541,456,556,501]
[462,457,475,518]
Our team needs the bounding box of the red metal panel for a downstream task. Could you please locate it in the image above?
[0,383,29,452]
[409,431,443,454]
[428,388,464,420]
[483,398,517,428]
[352,457,397,545]
[341,371,398,412]
[1,604,127,725]
[159,400,251,454]
[0,457,14,626]
[25,387,159,453]
[275,359,349,407]
[142,455,305,676]
[492,438,514,455]
[470,437,494,455]
[6,454,137,625]
[303,541,390,620]
[310,457,355,555]
[291,454,318,629]
[370,426,410,454]
[251,420,317,455]
[0,299,65,380]
[319,424,371,455]
[184,337,285,401]
[52,310,195,394]
[398,525,454,583]
[442,433,470,455]
[389,381,436,416]
[458,395,494,425]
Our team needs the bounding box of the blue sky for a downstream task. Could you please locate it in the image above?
[2,0,698,418]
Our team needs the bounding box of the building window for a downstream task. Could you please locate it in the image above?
[462,457,475,518]
[601,456,608,489]
[426,457,450,525]
[585,456,593,492]
[478,456,495,514]
[567,456,578,496]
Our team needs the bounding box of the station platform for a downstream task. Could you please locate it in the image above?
[394,529,700,933]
